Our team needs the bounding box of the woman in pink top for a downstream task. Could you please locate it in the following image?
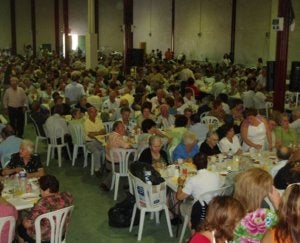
[189,196,244,243]
[0,182,18,243]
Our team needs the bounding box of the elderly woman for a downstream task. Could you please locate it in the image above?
[138,135,169,166]
[233,168,280,242]
[18,175,73,243]
[2,140,45,178]
[173,131,199,161]
[275,113,298,148]
[0,181,18,243]
[219,124,242,155]
[241,108,272,151]
[199,131,220,156]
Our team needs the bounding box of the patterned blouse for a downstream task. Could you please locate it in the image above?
[8,153,43,173]
[25,192,73,241]
[233,208,278,243]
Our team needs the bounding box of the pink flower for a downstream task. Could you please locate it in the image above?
[239,237,260,243]
[241,209,267,235]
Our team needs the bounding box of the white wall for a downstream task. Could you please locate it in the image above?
[36,0,55,51]
[235,0,272,66]
[69,0,87,35]
[133,0,172,53]
[98,0,124,52]
[15,0,31,55]
[0,0,11,49]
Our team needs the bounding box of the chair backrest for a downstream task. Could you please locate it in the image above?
[34,205,74,243]
[103,121,114,133]
[199,111,209,119]
[129,173,167,210]
[1,153,14,168]
[110,148,137,176]
[200,116,219,130]
[68,123,85,146]
[29,114,45,137]
[44,125,65,146]
[0,216,16,243]
[197,185,232,205]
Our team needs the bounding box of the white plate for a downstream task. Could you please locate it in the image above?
[20,193,39,200]
[219,171,228,176]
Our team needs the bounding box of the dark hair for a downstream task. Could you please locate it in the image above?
[53,104,64,115]
[174,115,188,127]
[193,152,208,170]
[141,119,156,133]
[39,175,59,193]
[223,124,235,135]
[1,125,15,137]
[141,101,152,112]
[112,121,123,131]
[191,113,200,124]
[120,107,131,114]
[217,93,228,103]
[70,108,80,118]
[165,96,175,107]
[243,108,258,118]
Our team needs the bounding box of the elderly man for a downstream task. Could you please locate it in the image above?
[156,104,175,129]
[0,125,22,167]
[199,131,220,156]
[102,90,120,112]
[270,146,291,178]
[290,108,300,137]
[84,106,106,177]
[64,70,85,105]
[3,77,27,137]
[100,121,131,191]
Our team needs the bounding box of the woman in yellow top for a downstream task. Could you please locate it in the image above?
[262,183,300,243]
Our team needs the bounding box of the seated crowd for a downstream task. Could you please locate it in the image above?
[0,52,299,242]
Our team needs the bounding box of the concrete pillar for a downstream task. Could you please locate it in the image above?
[86,0,98,70]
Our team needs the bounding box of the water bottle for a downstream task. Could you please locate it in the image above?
[227,148,233,160]
[19,171,28,193]
[143,168,152,185]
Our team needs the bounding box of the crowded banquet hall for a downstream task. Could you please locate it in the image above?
[0,0,300,242]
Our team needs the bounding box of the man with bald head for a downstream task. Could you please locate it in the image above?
[101,90,120,111]
[3,77,27,137]
[270,145,291,178]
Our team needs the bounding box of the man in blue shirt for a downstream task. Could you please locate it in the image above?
[0,125,22,167]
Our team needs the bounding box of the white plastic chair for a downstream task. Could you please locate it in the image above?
[0,215,16,243]
[129,173,173,241]
[109,148,137,200]
[44,126,72,167]
[34,205,74,243]
[200,115,219,131]
[68,123,87,167]
[103,121,114,133]
[179,185,231,243]
[29,114,47,153]
[199,111,209,119]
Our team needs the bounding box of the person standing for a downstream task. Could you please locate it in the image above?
[64,71,85,105]
[3,77,27,137]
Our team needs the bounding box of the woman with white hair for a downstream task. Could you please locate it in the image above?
[172,131,199,161]
[2,139,45,178]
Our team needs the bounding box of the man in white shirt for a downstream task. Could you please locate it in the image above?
[271,146,291,178]
[156,104,175,129]
[102,90,120,112]
[290,108,300,137]
[64,71,85,104]
[3,77,27,137]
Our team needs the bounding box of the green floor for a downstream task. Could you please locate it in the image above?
[24,123,180,243]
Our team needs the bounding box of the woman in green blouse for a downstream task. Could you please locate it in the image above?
[275,113,298,148]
